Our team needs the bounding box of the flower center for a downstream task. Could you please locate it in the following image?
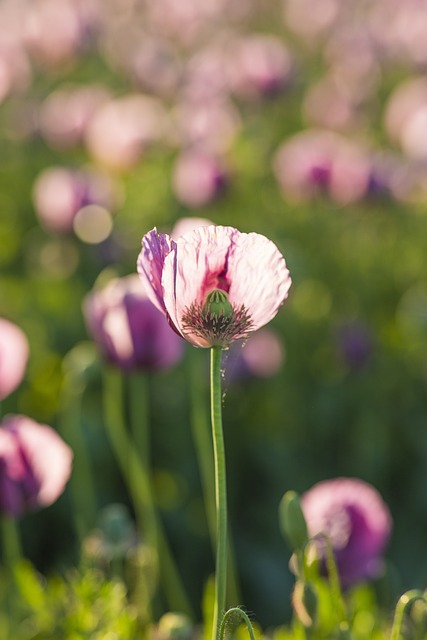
[182,289,253,348]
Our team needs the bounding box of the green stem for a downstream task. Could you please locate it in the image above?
[189,350,241,606]
[319,533,348,625]
[103,366,193,617]
[210,347,228,640]
[129,373,150,466]
[59,370,98,543]
[390,590,427,640]
[219,608,256,640]
[189,350,216,548]
[1,516,22,568]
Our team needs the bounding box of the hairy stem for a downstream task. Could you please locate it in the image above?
[210,347,228,640]
[390,590,427,640]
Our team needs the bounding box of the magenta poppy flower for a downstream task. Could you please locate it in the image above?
[0,319,29,401]
[83,274,184,371]
[301,477,392,587]
[137,225,291,348]
[0,415,73,517]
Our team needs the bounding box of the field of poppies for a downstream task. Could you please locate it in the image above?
[2,0,427,637]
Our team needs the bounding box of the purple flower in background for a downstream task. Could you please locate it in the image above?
[336,321,373,371]
[301,477,392,587]
[83,274,184,371]
[0,414,73,517]
[0,319,29,401]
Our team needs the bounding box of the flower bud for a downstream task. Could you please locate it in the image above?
[292,581,318,628]
[202,289,234,320]
[279,490,309,552]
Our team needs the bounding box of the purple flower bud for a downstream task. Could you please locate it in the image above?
[0,415,73,518]
[83,274,184,371]
[0,319,29,401]
[301,477,392,587]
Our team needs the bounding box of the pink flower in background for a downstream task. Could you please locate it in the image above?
[172,150,228,208]
[303,77,363,133]
[274,130,371,204]
[384,77,427,160]
[85,94,167,171]
[170,98,241,154]
[23,0,96,68]
[83,274,184,371]
[226,328,284,381]
[226,35,293,100]
[38,84,111,150]
[301,477,392,587]
[137,225,291,348]
[32,166,118,235]
[0,415,73,517]
[0,319,29,400]
[171,216,213,240]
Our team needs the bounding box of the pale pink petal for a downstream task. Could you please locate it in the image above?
[0,319,29,400]
[7,415,73,508]
[137,228,175,314]
[227,232,291,330]
[162,226,239,345]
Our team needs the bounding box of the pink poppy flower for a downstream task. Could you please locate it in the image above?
[172,150,228,208]
[301,477,392,587]
[226,328,284,381]
[83,274,184,371]
[171,216,213,240]
[0,414,73,517]
[0,319,29,400]
[137,225,291,348]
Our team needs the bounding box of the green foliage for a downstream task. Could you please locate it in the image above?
[0,561,140,640]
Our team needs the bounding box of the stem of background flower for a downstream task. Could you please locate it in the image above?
[210,346,228,640]
[322,534,348,626]
[0,402,23,569]
[0,515,22,568]
[129,372,150,474]
[188,350,241,607]
[102,366,193,618]
[59,367,98,546]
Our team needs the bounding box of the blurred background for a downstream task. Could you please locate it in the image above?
[2,0,427,627]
